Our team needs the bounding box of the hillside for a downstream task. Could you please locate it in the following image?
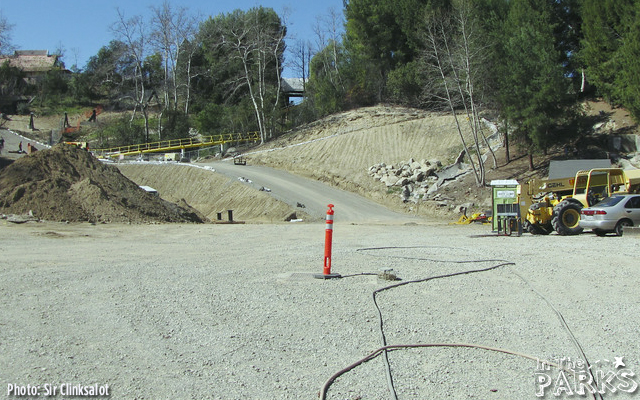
[3,101,639,223]
[244,106,484,217]
[237,102,640,219]
[117,163,312,223]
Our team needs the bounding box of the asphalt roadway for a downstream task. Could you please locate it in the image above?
[0,128,48,162]
[202,159,419,224]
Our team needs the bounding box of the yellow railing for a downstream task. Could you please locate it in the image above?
[92,132,260,158]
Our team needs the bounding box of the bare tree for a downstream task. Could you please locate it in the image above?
[312,7,345,91]
[0,12,15,55]
[69,47,81,72]
[288,39,312,89]
[150,1,176,112]
[175,13,201,115]
[150,1,198,113]
[422,0,495,187]
[111,9,152,142]
[209,8,286,143]
[149,2,200,138]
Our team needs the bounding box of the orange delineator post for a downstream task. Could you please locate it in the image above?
[323,204,334,274]
[315,204,341,279]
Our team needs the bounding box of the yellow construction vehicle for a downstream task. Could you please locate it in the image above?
[453,211,491,225]
[520,168,640,235]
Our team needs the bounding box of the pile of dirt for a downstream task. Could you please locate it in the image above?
[0,144,205,223]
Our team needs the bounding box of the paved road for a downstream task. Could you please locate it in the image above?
[1,128,23,159]
[202,160,418,224]
[0,128,48,161]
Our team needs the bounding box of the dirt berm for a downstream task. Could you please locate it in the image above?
[0,144,205,223]
[117,163,312,223]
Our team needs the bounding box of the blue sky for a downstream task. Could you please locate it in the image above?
[0,0,345,77]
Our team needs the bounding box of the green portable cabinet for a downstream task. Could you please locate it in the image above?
[490,180,519,232]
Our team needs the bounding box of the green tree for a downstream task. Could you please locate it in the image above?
[616,2,640,121]
[581,0,640,122]
[159,109,191,140]
[0,61,28,101]
[68,69,97,104]
[84,40,136,104]
[199,7,286,143]
[195,103,225,135]
[467,0,512,161]
[581,0,634,102]
[94,114,146,148]
[36,69,69,108]
[306,40,347,116]
[498,0,574,170]
[344,0,438,103]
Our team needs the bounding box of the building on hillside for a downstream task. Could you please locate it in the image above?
[0,50,69,112]
[0,50,66,84]
[281,78,306,105]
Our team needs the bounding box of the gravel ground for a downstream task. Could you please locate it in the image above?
[1,220,639,399]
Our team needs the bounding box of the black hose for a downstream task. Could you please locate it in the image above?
[320,246,599,400]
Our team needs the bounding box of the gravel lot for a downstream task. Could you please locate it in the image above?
[1,220,639,399]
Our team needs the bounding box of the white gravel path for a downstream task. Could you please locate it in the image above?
[1,220,639,399]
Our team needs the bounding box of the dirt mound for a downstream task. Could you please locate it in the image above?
[0,144,205,223]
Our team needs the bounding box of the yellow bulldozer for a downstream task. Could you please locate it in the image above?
[519,168,640,235]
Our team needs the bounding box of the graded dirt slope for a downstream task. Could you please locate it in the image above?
[114,106,479,223]
[117,163,312,223]
[245,106,477,211]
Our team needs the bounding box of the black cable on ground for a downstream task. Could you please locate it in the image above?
[371,261,515,400]
[319,343,594,400]
[511,270,604,400]
[338,272,378,278]
[321,246,600,400]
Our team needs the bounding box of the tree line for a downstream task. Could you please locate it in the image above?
[1,0,639,178]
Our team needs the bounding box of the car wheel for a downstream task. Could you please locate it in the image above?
[593,229,607,237]
[614,220,633,237]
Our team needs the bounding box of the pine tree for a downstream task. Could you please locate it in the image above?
[498,0,572,169]
[581,0,634,102]
[582,0,640,122]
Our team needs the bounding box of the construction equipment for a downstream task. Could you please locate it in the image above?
[454,211,491,225]
[520,168,640,235]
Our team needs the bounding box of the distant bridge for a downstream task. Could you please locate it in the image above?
[92,132,260,158]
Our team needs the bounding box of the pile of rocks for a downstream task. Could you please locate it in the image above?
[368,158,443,203]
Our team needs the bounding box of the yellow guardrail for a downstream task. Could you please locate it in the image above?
[92,132,260,158]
